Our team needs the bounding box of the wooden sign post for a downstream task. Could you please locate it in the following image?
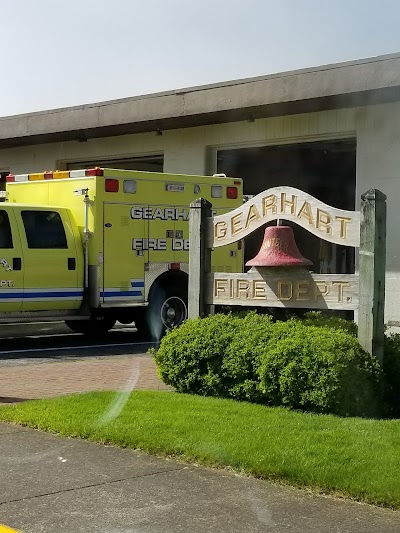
[358,190,387,365]
[188,187,387,364]
[188,198,212,319]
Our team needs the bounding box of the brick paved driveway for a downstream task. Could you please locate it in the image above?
[0,355,172,405]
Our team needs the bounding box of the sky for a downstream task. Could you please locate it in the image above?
[2,0,400,117]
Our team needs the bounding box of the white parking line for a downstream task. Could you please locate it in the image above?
[0,341,155,356]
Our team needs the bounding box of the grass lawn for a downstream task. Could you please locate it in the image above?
[0,390,399,509]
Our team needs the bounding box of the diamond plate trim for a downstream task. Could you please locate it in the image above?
[144,262,188,299]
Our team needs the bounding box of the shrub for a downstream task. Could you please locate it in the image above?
[302,310,358,336]
[218,313,274,402]
[155,312,384,416]
[301,313,400,416]
[155,314,241,396]
[383,333,400,417]
[256,321,382,417]
[155,313,274,401]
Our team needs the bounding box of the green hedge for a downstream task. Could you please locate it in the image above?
[154,312,390,417]
[154,313,269,401]
[257,322,381,416]
[382,333,400,416]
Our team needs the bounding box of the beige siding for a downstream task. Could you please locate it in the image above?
[0,107,358,175]
[355,103,400,324]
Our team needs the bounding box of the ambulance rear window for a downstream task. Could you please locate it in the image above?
[22,210,68,249]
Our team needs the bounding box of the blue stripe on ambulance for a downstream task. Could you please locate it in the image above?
[0,289,83,300]
[101,290,142,297]
[25,291,83,299]
[0,290,23,300]
[101,279,144,300]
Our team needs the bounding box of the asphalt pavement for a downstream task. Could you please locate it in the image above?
[1,423,400,533]
[1,323,399,532]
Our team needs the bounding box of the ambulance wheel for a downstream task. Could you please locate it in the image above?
[133,313,151,338]
[137,286,188,341]
[65,316,116,336]
[160,287,188,331]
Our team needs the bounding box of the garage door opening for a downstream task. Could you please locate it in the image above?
[0,171,9,198]
[217,139,356,275]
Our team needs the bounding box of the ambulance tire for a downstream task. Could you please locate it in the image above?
[136,285,188,341]
[65,316,116,336]
[133,313,151,339]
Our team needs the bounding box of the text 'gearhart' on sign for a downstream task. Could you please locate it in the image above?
[211,186,360,248]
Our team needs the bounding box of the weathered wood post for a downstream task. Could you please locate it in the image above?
[188,198,212,319]
[358,189,387,365]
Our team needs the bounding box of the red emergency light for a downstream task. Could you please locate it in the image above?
[86,168,104,177]
[105,178,119,192]
[226,186,238,199]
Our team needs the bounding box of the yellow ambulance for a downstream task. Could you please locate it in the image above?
[0,168,242,339]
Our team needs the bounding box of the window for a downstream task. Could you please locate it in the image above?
[66,155,164,172]
[22,211,68,249]
[0,210,13,248]
[0,171,8,189]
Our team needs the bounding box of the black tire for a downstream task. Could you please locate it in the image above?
[133,312,151,339]
[65,316,116,336]
[138,285,188,341]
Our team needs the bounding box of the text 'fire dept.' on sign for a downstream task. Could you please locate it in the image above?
[205,270,359,310]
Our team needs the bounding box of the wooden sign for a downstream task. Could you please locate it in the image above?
[211,186,360,248]
[189,188,386,364]
[206,270,359,310]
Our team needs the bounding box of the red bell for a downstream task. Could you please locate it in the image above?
[246,225,313,268]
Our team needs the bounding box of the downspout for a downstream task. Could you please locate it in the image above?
[83,190,90,292]
[74,187,91,295]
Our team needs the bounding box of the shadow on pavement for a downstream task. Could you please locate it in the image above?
[0,396,31,403]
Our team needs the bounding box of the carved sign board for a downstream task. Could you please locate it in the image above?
[205,270,359,310]
[189,189,386,362]
[211,186,360,248]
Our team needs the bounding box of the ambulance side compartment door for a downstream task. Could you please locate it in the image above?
[103,203,147,304]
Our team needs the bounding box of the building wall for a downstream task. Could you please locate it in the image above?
[0,107,359,176]
[355,103,400,324]
[1,102,400,323]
